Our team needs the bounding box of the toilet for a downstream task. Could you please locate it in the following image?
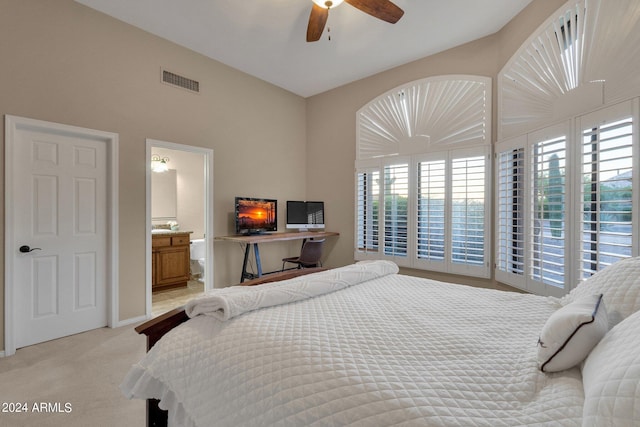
[190,239,205,282]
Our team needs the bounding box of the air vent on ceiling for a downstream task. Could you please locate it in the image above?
[161,69,200,93]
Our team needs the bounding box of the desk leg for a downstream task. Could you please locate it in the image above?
[253,244,262,277]
[241,244,251,283]
[240,243,263,283]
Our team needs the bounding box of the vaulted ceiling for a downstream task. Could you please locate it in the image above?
[75,0,532,97]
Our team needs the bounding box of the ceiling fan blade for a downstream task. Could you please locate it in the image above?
[344,0,404,24]
[307,3,329,42]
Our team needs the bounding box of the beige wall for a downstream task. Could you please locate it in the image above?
[305,0,566,285]
[0,0,565,352]
[0,0,307,351]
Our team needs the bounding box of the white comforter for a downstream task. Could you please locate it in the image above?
[122,261,584,426]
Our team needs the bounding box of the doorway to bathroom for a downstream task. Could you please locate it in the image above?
[145,139,214,317]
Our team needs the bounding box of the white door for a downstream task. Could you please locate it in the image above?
[7,117,110,350]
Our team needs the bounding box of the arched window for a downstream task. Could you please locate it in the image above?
[355,75,492,277]
[496,0,640,296]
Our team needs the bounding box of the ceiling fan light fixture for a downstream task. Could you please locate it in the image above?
[312,0,344,9]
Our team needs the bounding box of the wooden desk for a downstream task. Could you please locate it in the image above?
[216,231,339,282]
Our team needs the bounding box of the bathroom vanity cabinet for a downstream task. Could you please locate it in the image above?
[152,232,192,290]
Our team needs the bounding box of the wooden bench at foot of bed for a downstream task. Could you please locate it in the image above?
[134,267,326,427]
[135,267,325,350]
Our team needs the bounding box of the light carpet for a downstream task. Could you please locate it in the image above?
[0,325,146,427]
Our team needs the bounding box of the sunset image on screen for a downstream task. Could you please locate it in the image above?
[237,200,276,229]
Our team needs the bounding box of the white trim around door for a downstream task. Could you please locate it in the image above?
[145,139,214,318]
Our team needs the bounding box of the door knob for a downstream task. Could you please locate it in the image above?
[19,245,41,253]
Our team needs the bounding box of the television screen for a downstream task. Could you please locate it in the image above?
[286,201,325,230]
[235,197,277,235]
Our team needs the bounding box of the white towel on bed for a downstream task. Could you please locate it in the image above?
[184,260,399,321]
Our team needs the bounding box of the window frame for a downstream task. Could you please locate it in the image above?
[576,100,639,279]
[354,160,382,261]
[355,147,491,278]
[355,75,492,278]
[495,99,639,296]
[381,156,412,267]
[525,128,572,296]
[495,136,528,290]
[414,151,448,273]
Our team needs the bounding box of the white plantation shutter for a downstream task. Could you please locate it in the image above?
[530,135,567,290]
[580,107,634,278]
[495,123,571,296]
[383,162,409,260]
[451,155,486,268]
[495,1,640,295]
[498,0,640,140]
[355,168,380,257]
[413,150,490,276]
[496,145,526,283]
[357,76,491,159]
[416,159,446,264]
[496,101,639,296]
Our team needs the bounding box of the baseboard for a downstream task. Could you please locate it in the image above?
[115,314,150,328]
[0,350,6,358]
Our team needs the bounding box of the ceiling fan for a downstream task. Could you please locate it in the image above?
[307,0,404,42]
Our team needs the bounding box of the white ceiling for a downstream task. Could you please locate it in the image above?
[75,0,532,98]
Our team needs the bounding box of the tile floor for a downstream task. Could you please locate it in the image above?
[152,279,204,316]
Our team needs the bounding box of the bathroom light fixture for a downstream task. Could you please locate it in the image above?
[151,154,170,173]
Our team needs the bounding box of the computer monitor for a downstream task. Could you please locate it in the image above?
[286,201,325,231]
[235,197,277,235]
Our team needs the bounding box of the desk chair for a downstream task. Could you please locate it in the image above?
[282,239,325,271]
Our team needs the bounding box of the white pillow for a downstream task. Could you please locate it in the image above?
[537,294,608,373]
[582,310,640,425]
[562,256,640,328]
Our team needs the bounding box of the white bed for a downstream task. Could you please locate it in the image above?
[121,260,640,426]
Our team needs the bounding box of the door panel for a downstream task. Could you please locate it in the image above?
[76,178,97,234]
[34,175,58,234]
[11,122,108,349]
[75,252,97,309]
[32,256,58,318]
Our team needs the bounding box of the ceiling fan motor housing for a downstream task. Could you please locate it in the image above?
[307,0,404,42]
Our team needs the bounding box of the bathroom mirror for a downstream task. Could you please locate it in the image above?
[152,169,177,220]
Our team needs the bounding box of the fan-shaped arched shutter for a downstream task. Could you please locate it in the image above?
[357,75,491,160]
[498,0,640,140]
